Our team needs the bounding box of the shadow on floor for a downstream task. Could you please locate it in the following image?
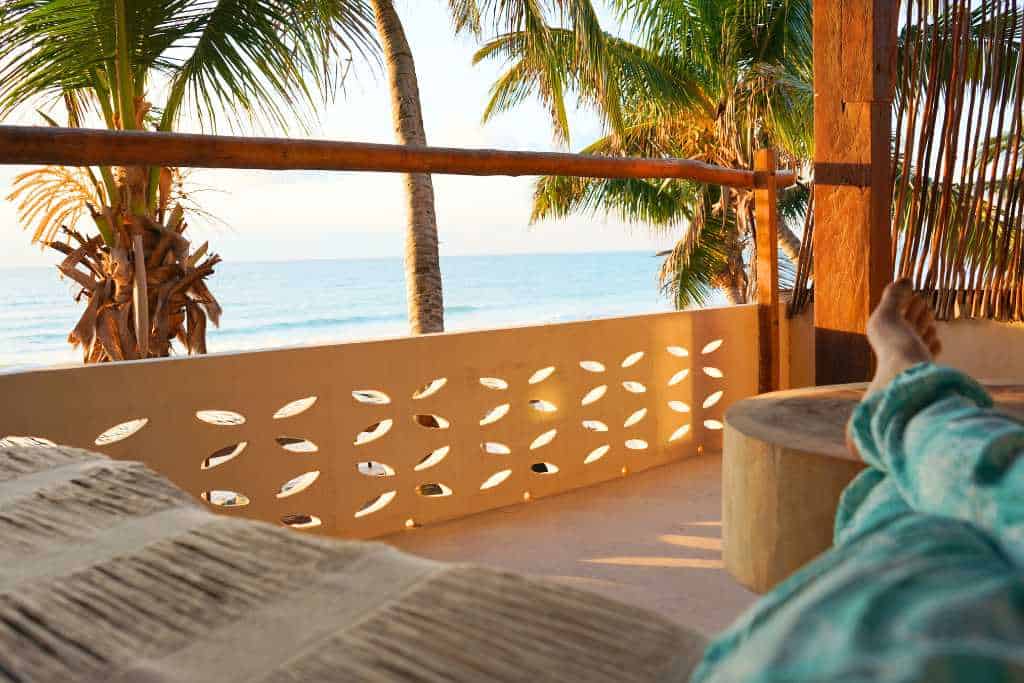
[383,454,756,635]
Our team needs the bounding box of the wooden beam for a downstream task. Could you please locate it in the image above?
[0,125,796,188]
[755,149,780,393]
[813,0,897,384]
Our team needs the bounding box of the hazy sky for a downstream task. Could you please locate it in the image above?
[0,2,669,268]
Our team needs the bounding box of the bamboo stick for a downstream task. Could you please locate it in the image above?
[0,125,796,188]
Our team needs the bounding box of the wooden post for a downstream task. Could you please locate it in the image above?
[755,149,780,393]
[813,0,896,384]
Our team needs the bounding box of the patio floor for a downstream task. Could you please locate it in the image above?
[384,453,757,636]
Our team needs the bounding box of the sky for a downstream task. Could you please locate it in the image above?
[0,1,669,269]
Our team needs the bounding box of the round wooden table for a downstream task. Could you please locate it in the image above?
[722,382,1024,594]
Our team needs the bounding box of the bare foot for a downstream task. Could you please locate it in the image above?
[865,279,942,398]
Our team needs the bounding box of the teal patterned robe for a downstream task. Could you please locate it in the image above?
[692,364,1024,682]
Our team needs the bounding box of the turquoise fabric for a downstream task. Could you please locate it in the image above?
[692,363,1024,683]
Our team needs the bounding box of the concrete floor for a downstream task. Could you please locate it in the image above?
[383,453,757,635]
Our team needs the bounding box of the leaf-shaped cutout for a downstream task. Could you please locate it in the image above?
[202,490,250,508]
[704,420,724,431]
[352,389,390,405]
[480,469,512,490]
[480,403,510,426]
[415,446,451,471]
[482,441,511,455]
[581,385,607,406]
[0,435,56,448]
[701,339,724,355]
[276,470,320,498]
[531,462,559,475]
[582,420,608,432]
[624,408,647,428]
[529,399,557,413]
[666,346,689,358]
[95,418,148,446]
[668,369,690,386]
[480,377,509,390]
[273,397,317,420]
[621,351,644,368]
[414,414,450,429]
[703,391,724,408]
[703,367,724,379]
[584,445,610,464]
[196,410,245,426]
[354,419,393,445]
[529,429,558,450]
[622,381,647,393]
[668,401,691,413]
[528,366,556,384]
[354,490,396,518]
[625,439,649,450]
[669,424,691,442]
[357,461,396,477]
[201,442,247,470]
[416,482,453,498]
[579,360,605,373]
[281,514,321,529]
[276,437,318,453]
[413,378,448,399]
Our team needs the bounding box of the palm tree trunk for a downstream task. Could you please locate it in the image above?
[371,0,444,334]
[777,222,802,264]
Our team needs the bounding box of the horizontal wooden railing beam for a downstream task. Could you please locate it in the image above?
[0,126,796,188]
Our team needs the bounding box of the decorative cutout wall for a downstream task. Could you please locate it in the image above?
[0,306,759,539]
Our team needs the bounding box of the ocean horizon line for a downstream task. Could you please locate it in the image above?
[0,248,662,272]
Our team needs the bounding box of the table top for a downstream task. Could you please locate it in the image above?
[725,381,1024,461]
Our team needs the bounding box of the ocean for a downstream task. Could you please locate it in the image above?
[0,251,701,370]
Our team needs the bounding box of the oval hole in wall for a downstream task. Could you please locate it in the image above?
[528,366,556,384]
[352,389,391,405]
[196,410,245,426]
[276,437,318,454]
[480,404,510,426]
[201,442,247,470]
[584,445,610,464]
[357,461,396,477]
[354,419,393,445]
[480,469,512,490]
[202,490,250,508]
[413,378,448,399]
[416,482,453,498]
[95,418,148,446]
[282,514,322,530]
[273,396,318,420]
[581,385,607,406]
[276,470,320,498]
[415,446,451,471]
[354,490,396,518]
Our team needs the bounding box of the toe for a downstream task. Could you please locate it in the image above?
[914,302,935,332]
[879,279,914,312]
[873,280,915,330]
[905,295,930,329]
[922,326,941,356]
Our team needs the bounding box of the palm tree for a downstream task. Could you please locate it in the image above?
[368,0,617,332]
[475,0,813,307]
[0,0,375,361]
[369,0,444,333]
[479,0,1024,313]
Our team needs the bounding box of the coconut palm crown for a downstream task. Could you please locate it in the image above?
[476,0,813,307]
[0,0,376,361]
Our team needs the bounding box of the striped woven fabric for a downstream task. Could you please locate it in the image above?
[0,445,706,682]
